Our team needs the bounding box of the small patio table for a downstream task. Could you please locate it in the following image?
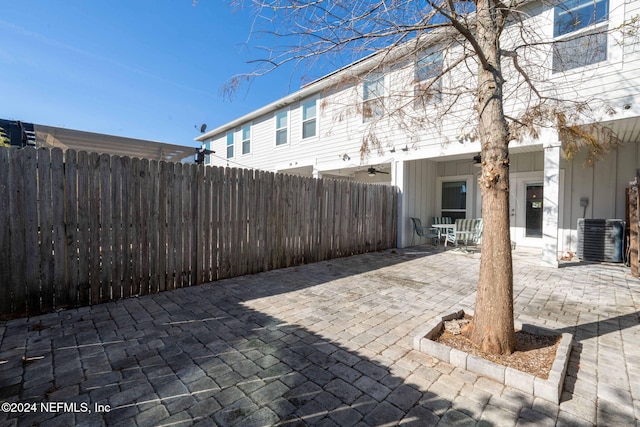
[432,223,455,240]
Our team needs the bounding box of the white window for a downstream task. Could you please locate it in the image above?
[205,141,212,164]
[552,0,609,72]
[441,180,468,220]
[363,72,384,122]
[301,100,317,139]
[414,51,443,108]
[241,125,251,155]
[226,132,234,159]
[275,111,288,146]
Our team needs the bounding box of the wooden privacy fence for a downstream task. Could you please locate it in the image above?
[0,146,397,318]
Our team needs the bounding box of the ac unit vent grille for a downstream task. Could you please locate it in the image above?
[577,219,625,262]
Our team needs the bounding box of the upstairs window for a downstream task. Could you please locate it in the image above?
[552,0,609,72]
[205,141,212,164]
[241,125,251,155]
[301,100,317,139]
[414,51,443,108]
[363,72,384,122]
[226,132,234,159]
[275,111,288,146]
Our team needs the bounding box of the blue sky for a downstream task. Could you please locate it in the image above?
[0,1,324,148]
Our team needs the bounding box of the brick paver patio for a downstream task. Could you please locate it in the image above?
[0,247,639,426]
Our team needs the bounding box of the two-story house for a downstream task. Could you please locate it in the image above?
[197,0,640,266]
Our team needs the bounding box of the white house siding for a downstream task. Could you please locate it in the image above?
[560,139,640,253]
[400,159,438,247]
[199,0,640,261]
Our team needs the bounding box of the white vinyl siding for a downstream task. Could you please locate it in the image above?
[200,0,637,192]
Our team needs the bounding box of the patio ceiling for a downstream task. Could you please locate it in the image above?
[320,162,392,180]
[600,116,640,143]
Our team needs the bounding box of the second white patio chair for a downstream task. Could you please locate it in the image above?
[444,218,483,250]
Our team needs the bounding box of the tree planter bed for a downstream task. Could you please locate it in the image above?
[413,309,573,403]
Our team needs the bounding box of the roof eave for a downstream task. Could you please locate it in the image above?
[195,29,452,143]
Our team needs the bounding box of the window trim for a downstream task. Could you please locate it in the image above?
[226,131,234,159]
[241,124,251,155]
[553,0,609,38]
[301,99,318,140]
[275,110,289,146]
[436,175,474,220]
[414,50,443,109]
[552,0,609,73]
[362,72,385,122]
[205,141,212,164]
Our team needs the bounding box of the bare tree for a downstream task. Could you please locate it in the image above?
[210,0,630,354]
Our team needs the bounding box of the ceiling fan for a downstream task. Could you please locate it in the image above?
[367,167,389,176]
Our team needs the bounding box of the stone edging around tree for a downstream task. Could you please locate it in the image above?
[413,309,573,404]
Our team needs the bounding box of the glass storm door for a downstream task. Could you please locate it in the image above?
[525,184,543,237]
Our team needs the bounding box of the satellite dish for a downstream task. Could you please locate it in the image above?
[200,123,207,133]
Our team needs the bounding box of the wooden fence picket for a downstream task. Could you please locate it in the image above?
[24,148,40,313]
[119,155,132,299]
[64,150,79,307]
[37,148,54,312]
[8,148,26,315]
[158,161,169,291]
[0,148,11,315]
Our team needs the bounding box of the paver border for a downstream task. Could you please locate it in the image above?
[413,309,573,403]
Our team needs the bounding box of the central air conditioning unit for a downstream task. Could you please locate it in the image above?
[577,219,625,262]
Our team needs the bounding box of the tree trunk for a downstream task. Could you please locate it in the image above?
[462,0,516,355]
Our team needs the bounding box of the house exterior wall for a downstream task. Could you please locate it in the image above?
[560,139,640,253]
[204,0,640,171]
[199,0,640,258]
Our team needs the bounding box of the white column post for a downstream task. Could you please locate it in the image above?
[542,135,561,267]
[393,160,406,248]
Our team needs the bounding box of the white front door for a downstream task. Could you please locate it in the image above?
[509,172,545,247]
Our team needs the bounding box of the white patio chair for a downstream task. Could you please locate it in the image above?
[444,218,483,250]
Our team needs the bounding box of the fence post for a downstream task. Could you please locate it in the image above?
[0,148,11,315]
